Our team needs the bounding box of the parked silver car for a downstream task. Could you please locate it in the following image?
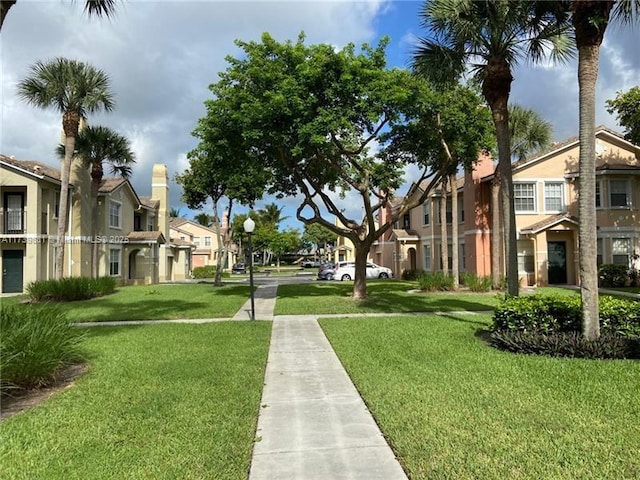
[333,262,392,281]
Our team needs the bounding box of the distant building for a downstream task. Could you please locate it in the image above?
[0,156,192,293]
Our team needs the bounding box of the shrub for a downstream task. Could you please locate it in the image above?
[461,272,492,292]
[491,294,640,358]
[192,265,218,279]
[417,272,455,291]
[598,264,629,288]
[26,276,116,302]
[401,269,424,281]
[489,330,639,359]
[0,305,86,394]
[492,294,582,334]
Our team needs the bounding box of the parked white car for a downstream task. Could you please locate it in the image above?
[333,262,393,281]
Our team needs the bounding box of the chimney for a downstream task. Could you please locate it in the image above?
[152,164,170,240]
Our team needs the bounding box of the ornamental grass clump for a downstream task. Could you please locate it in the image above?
[0,305,86,395]
[461,272,493,292]
[417,272,455,291]
[490,294,640,359]
[26,276,116,302]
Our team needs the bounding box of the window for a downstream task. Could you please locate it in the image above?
[5,193,24,233]
[402,213,411,229]
[109,201,121,228]
[438,198,452,224]
[54,191,60,218]
[517,241,535,273]
[424,243,431,271]
[422,201,430,226]
[109,248,121,276]
[544,182,564,212]
[612,238,631,266]
[194,236,200,247]
[439,243,453,270]
[595,181,602,208]
[610,179,630,207]
[514,183,536,212]
[597,238,603,267]
[133,214,142,231]
[460,243,466,271]
[459,195,465,223]
[205,236,211,247]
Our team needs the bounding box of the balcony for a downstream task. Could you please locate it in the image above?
[1,209,26,234]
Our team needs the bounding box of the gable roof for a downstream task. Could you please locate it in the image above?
[0,155,64,185]
[520,213,579,235]
[390,228,420,241]
[138,196,159,210]
[169,216,220,234]
[126,231,166,244]
[98,177,142,207]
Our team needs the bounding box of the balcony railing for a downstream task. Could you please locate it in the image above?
[1,209,26,234]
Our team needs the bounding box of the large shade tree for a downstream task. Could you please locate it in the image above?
[18,58,114,279]
[569,0,639,340]
[1,0,117,31]
[413,0,572,296]
[57,125,135,278]
[194,33,493,299]
[606,86,640,147]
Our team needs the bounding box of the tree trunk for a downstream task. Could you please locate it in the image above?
[212,200,224,287]
[577,43,601,340]
[352,243,370,300]
[55,136,75,279]
[91,181,100,278]
[0,0,17,32]
[491,179,502,289]
[440,179,448,275]
[490,100,518,296]
[450,174,459,287]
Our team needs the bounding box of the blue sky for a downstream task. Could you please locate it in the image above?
[1,1,638,232]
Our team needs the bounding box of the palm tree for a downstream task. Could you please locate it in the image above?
[570,0,639,340]
[58,125,135,278]
[491,104,553,288]
[259,203,289,229]
[413,0,572,296]
[169,207,182,218]
[1,0,117,32]
[194,213,213,227]
[18,57,114,279]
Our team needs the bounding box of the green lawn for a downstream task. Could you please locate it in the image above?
[0,322,271,479]
[276,281,504,315]
[3,283,251,322]
[320,314,640,479]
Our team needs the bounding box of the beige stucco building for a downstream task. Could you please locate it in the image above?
[370,126,640,286]
[1,155,192,293]
[169,216,234,270]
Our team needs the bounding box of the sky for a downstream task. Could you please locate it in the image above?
[1,0,639,232]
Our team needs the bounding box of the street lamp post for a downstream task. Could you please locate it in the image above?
[243,216,256,321]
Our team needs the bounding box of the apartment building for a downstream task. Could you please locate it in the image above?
[371,126,640,286]
[169,216,234,269]
[0,156,192,293]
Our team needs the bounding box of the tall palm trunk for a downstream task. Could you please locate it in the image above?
[213,199,233,287]
[483,59,518,296]
[90,162,104,278]
[491,179,502,289]
[440,179,448,275]
[55,112,80,279]
[577,44,600,339]
[450,174,459,287]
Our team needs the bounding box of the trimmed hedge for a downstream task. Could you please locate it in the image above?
[192,266,230,279]
[401,269,424,281]
[491,294,640,359]
[26,276,117,302]
[1,305,86,394]
[598,264,630,288]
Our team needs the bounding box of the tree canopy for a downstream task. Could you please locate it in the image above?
[606,86,640,146]
[193,32,493,298]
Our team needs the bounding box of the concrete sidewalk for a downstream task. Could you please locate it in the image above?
[232,284,278,321]
[249,315,407,480]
